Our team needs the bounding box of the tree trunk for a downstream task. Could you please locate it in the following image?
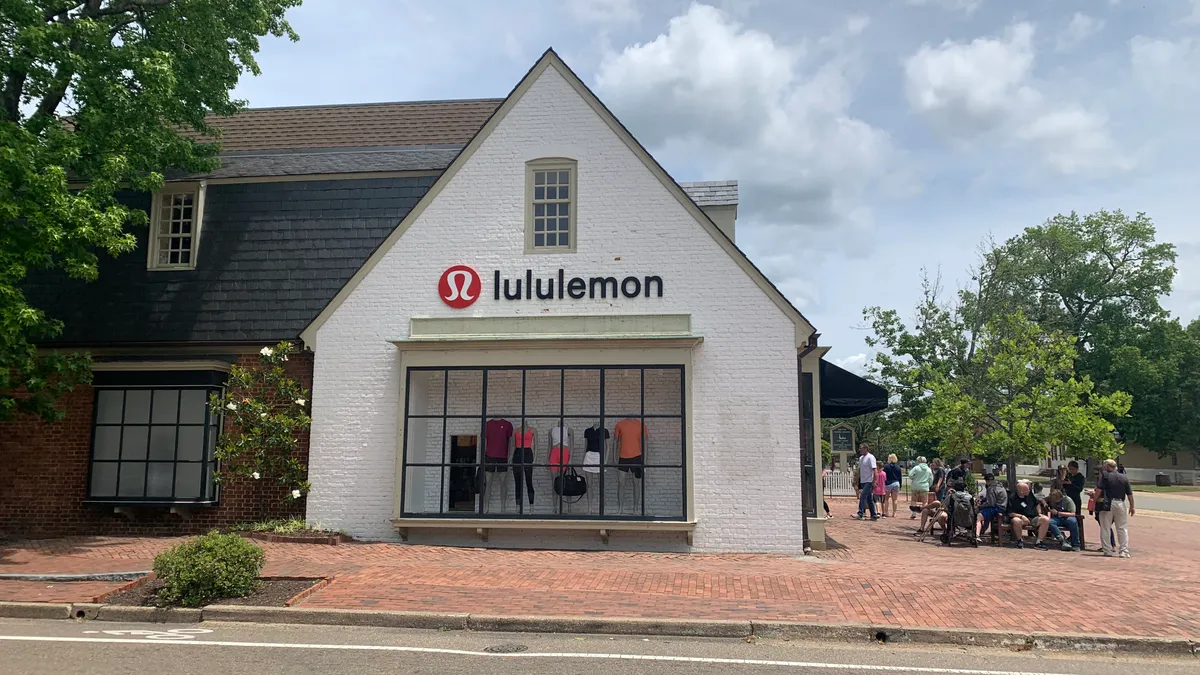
[1006,455,1018,491]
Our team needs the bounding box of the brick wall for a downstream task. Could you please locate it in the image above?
[0,350,313,538]
[309,64,806,551]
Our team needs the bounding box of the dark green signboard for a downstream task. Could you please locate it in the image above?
[831,426,855,453]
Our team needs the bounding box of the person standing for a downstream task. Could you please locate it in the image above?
[873,465,888,517]
[1096,459,1134,558]
[930,458,949,503]
[856,443,879,520]
[1063,461,1085,516]
[908,457,933,518]
[884,453,903,518]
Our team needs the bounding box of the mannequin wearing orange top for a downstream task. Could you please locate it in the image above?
[613,418,648,513]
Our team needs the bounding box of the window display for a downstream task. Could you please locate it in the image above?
[401,366,686,520]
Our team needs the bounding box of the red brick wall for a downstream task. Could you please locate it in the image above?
[0,349,313,538]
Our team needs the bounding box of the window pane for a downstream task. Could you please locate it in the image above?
[558,232,569,246]
[560,185,569,199]
[546,186,557,199]
[534,234,545,247]
[152,390,179,424]
[157,246,170,265]
[604,369,641,416]
[124,390,151,424]
[179,389,208,424]
[121,426,148,460]
[524,369,561,416]
[535,171,546,185]
[545,218,556,232]
[643,468,684,519]
[149,426,177,461]
[644,369,683,415]
[93,426,122,460]
[535,203,544,217]
[406,417,447,466]
[534,186,544,200]
[177,426,205,462]
[644,417,682,467]
[204,462,216,500]
[534,219,544,232]
[446,370,483,416]
[179,250,191,264]
[408,370,446,416]
[146,462,174,498]
[96,390,124,424]
[560,216,569,231]
[118,463,146,497]
[90,463,118,498]
[563,369,600,415]
[559,171,569,184]
[174,463,202,499]
[486,369,522,415]
[546,203,557,216]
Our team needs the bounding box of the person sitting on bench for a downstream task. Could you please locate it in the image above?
[1045,489,1081,552]
[975,472,1007,540]
[1007,481,1051,550]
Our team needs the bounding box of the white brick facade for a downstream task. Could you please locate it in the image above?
[307,62,806,551]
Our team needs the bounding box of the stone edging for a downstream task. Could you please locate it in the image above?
[243,532,350,546]
[0,601,1195,657]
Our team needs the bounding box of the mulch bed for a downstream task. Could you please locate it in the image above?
[103,578,321,608]
[243,531,351,545]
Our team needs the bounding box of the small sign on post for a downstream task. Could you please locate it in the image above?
[830,424,855,454]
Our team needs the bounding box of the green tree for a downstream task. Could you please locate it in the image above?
[210,341,310,504]
[1,0,299,421]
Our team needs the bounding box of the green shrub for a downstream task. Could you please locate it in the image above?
[153,532,265,607]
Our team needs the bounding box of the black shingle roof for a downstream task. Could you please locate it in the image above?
[191,145,463,180]
[25,176,433,345]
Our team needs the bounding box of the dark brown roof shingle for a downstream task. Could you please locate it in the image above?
[199,98,503,152]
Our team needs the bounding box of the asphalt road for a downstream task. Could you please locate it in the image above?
[0,618,1194,675]
[1133,492,1200,516]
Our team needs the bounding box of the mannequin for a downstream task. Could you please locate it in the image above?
[549,421,573,473]
[482,418,514,512]
[582,422,609,514]
[613,418,648,514]
[512,425,535,508]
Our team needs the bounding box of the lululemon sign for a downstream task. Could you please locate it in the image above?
[438,265,481,309]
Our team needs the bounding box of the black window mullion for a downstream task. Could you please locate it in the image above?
[112,390,127,498]
[558,368,565,515]
[519,369,527,515]
[599,368,606,517]
[477,369,487,516]
[640,368,646,518]
[680,366,687,522]
[440,371,451,515]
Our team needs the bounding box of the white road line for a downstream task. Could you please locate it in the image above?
[0,635,1055,675]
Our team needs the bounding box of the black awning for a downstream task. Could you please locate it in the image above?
[820,359,888,418]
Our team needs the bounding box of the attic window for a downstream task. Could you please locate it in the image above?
[526,158,577,253]
[148,182,206,270]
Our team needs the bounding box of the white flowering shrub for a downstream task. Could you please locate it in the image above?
[209,341,311,502]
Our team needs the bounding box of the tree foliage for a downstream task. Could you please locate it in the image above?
[865,274,1131,467]
[0,0,299,421]
[209,341,311,502]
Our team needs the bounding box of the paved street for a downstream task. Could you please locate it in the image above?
[1132,492,1200,516]
[3,505,1200,639]
[0,618,1194,675]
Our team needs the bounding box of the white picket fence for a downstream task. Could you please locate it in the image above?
[822,471,858,496]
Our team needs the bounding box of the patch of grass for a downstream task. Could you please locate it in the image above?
[233,518,311,534]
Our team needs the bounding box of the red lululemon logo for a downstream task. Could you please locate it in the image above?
[438,265,481,309]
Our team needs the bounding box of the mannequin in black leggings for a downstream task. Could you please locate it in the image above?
[512,447,534,507]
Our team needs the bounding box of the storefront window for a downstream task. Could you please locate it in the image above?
[401,366,686,521]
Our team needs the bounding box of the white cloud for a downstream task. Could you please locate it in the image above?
[906,0,983,14]
[904,23,1128,175]
[595,3,894,233]
[834,353,869,373]
[1056,13,1104,52]
[1184,0,1200,23]
[569,0,641,24]
[1130,36,1199,92]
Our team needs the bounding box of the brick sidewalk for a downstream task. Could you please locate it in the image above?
[2,507,1197,638]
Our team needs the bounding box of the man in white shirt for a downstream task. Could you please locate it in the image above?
[856,443,879,520]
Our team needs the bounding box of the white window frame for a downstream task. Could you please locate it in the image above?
[147,181,207,271]
[525,158,577,254]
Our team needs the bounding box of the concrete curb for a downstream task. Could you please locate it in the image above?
[0,602,72,620]
[202,605,469,630]
[0,572,149,582]
[467,614,751,638]
[0,601,1194,656]
[96,606,203,624]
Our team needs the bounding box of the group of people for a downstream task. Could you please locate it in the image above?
[852,443,1135,557]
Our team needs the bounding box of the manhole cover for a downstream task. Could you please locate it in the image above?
[483,644,528,654]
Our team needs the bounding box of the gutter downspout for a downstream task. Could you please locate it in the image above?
[797,333,820,553]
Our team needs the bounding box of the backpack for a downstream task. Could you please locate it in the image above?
[941,491,978,547]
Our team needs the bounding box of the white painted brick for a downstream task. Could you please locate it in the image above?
[308,65,804,551]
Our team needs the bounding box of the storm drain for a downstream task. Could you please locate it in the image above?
[483,643,529,654]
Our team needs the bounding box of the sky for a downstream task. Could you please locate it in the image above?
[233,0,1200,371]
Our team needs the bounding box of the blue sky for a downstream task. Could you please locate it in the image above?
[234,0,1200,370]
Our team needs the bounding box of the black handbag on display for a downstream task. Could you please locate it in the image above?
[553,467,587,502]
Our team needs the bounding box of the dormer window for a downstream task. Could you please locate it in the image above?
[148,182,206,270]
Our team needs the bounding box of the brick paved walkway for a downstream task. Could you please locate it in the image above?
[2,505,1197,638]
